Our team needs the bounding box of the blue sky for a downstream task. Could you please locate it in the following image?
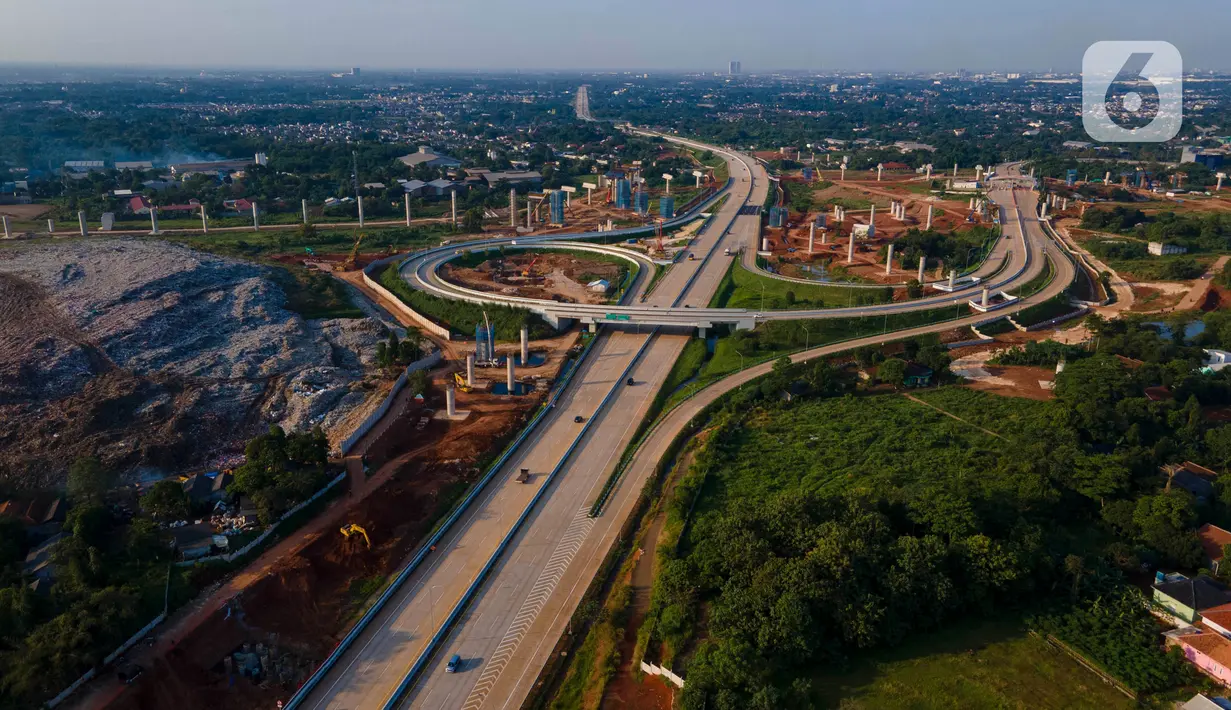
[2,0,1225,72]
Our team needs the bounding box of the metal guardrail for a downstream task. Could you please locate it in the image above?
[379,331,660,709]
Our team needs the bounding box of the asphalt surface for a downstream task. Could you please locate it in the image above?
[301,144,761,710]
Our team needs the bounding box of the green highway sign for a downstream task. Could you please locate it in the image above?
[606,314,631,321]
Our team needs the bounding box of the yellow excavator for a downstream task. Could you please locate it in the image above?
[335,232,366,271]
[453,372,472,393]
[339,524,371,548]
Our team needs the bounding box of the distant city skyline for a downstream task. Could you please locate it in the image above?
[4,0,1230,73]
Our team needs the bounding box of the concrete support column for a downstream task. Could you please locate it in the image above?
[869,204,875,228]
[847,234,855,264]
[762,238,770,252]
[1,216,9,239]
[698,326,707,339]
[953,163,959,177]
[201,206,209,233]
[527,198,533,229]
[302,199,309,224]
[918,256,926,284]
[450,189,457,227]
[885,243,894,275]
[405,194,412,227]
[948,269,956,289]
[506,357,515,393]
[520,325,529,364]
[926,207,933,230]
[588,321,597,334]
[808,223,815,253]
[357,195,365,227]
[78,211,88,237]
[1041,202,1049,219]
[252,203,260,231]
[47,219,55,234]
[466,354,475,388]
[877,165,883,181]
[150,207,159,235]
[821,230,827,244]
[446,385,457,417]
[981,287,990,307]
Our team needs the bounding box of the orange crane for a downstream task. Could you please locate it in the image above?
[521,256,540,278]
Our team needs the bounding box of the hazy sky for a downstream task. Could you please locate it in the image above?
[2,0,1228,73]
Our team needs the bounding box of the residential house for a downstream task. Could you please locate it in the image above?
[1205,351,1231,373]
[1200,524,1231,574]
[1164,462,1219,502]
[1154,575,1231,623]
[904,362,934,388]
[181,471,232,506]
[171,522,216,561]
[23,533,63,591]
[1168,628,1231,686]
[397,146,462,169]
[1148,241,1188,256]
[426,178,460,197]
[401,179,427,198]
[1181,693,1231,710]
[129,196,152,215]
[115,161,154,171]
[222,198,254,214]
[1199,603,1231,638]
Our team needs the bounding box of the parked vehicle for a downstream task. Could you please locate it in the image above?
[446,654,461,673]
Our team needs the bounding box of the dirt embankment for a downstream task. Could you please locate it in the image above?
[0,239,385,487]
[111,387,542,710]
[443,251,623,304]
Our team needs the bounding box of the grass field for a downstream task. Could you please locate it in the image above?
[709,259,892,310]
[813,620,1138,710]
[913,386,1047,435]
[687,392,1011,525]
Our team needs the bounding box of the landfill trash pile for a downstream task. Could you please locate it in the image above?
[0,238,386,486]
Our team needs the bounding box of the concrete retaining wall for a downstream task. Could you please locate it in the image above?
[947,338,994,350]
[362,254,453,340]
[640,660,685,689]
[337,351,442,456]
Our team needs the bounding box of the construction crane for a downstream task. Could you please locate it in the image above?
[521,256,540,278]
[453,371,472,393]
[336,232,366,271]
[339,524,371,549]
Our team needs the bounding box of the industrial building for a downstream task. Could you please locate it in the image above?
[398,146,462,169]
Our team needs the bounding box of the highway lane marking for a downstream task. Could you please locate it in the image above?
[457,508,595,710]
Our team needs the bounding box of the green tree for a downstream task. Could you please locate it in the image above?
[66,457,110,504]
[877,358,908,387]
[140,480,190,520]
[464,206,484,233]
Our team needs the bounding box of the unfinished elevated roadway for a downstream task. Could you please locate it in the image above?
[288,131,1073,710]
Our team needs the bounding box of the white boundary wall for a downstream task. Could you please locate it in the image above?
[362,254,452,340]
[337,351,442,456]
[640,661,685,689]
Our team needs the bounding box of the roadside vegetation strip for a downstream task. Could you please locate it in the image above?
[283,331,604,710]
[711,257,893,310]
[377,262,553,340]
[1008,253,1055,297]
[379,330,660,710]
[589,301,979,517]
